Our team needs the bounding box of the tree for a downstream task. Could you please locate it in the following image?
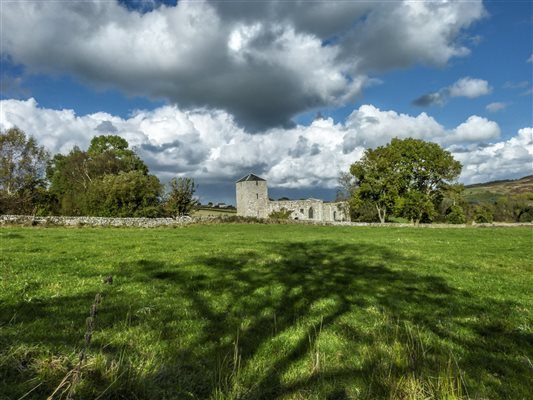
[349,143,403,223]
[473,204,494,223]
[0,128,49,214]
[445,204,466,224]
[87,135,148,176]
[349,138,462,224]
[163,177,199,217]
[47,135,151,215]
[85,170,162,217]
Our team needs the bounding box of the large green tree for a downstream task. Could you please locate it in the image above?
[350,138,462,224]
[47,135,158,216]
[85,170,162,217]
[0,128,49,214]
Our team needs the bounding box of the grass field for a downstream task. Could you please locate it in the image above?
[1,225,532,399]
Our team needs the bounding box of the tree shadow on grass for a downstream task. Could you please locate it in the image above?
[1,240,532,399]
[128,241,531,399]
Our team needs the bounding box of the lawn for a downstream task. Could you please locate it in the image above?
[0,225,532,399]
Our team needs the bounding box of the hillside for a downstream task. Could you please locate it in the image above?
[464,175,533,203]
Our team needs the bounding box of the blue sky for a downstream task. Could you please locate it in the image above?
[1,0,532,204]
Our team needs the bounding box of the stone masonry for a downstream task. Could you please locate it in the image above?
[236,173,350,222]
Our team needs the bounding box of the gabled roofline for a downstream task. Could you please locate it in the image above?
[236,173,266,183]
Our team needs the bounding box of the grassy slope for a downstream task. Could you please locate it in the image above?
[1,225,532,399]
[464,175,533,203]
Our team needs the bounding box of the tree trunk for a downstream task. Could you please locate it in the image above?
[376,205,386,223]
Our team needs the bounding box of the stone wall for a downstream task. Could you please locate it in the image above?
[268,199,349,222]
[1,214,530,228]
[0,215,189,228]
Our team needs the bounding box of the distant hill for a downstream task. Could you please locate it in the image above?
[464,175,533,203]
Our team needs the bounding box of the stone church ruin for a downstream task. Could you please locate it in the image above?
[236,174,350,222]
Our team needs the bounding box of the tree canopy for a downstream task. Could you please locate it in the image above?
[46,135,160,216]
[350,138,462,223]
[163,177,199,217]
[0,128,49,214]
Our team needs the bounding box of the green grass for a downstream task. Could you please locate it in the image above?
[1,225,532,399]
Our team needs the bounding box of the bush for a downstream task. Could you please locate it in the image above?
[269,208,292,220]
[446,205,466,224]
[473,204,494,223]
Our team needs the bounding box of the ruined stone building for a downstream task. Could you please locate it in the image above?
[236,174,350,222]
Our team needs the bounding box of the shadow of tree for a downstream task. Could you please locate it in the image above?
[1,240,531,399]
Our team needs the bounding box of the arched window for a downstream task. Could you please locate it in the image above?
[308,207,314,219]
[333,211,337,220]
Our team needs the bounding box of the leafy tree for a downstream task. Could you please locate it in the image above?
[0,128,49,214]
[438,183,466,222]
[394,190,437,224]
[47,135,150,215]
[473,204,494,223]
[348,196,380,222]
[87,135,148,176]
[336,171,357,201]
[350,138,462,223]
[47,147,92,215]
[445,205,466,224]
[85,170,162,217]
[350,146,401,223]
[163,177,199,217]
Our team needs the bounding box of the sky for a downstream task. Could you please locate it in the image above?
[1,0,532,205]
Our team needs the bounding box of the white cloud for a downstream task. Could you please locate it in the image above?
[486,102,507,112]
[414,77,491,106]
[448,77,492,98]
[0,0,486,130]
[2,98,520,190]
[446,115,501,143]
[452,128,533,184]
[527,54,533,63]
[343,105,446,149]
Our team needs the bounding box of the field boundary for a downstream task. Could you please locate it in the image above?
[1,214,532,228]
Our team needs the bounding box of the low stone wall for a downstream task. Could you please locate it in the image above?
[1,214,531,228]
[0,215,188,228]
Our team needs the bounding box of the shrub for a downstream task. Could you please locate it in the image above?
[446,205,466,224]
[473,204,494,223]
[269,208,292,220]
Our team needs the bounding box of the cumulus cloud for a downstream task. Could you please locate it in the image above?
[448,77,492,98]
[1,98,521,193]
[452,128,533,184]
[445,116,500,143]
[413,77,492,107]
[343,105,446,149]
[486,102,507,112]
[0,0,486,130]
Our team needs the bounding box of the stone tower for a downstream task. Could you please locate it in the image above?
[236,174,269,218]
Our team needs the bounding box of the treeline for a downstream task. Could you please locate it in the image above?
[339,138,533,224]
[0,128,197,217]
